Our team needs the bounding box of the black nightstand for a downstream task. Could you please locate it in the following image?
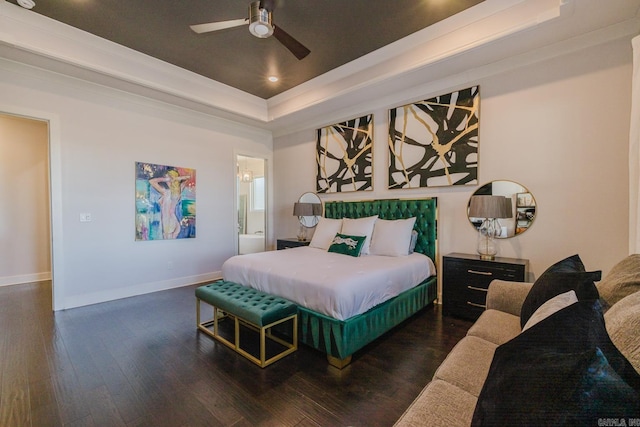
[442,252,529,321]
[276,238,311,250]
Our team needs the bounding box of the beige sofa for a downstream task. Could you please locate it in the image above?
[395,255,640,426]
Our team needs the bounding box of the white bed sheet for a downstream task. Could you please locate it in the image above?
[221,247,436,321]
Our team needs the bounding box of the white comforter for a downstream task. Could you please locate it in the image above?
[221,247,436,321]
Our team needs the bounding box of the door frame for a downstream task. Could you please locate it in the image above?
[234,151,269,255]
[1,105,63,310]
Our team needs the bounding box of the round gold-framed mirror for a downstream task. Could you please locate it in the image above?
[295,192,322,228]
[468,180,536,238]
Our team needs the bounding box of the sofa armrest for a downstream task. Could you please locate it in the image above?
[485,279,533,317]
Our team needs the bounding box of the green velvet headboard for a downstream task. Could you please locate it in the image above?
[323,198,437,263]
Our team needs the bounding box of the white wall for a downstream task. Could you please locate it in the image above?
[0,114,50,285]
[273,36,633,298]
[0,58,272,309]
[0,29,633,309]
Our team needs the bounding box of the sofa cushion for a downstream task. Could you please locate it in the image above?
[472,300,640,426]
[597,254,640,307]
[520,254,600,328]
[394,380,477,427]
[434,336,497,397]
[485,280,533,316]
[466,309,521,346]
[605,290,640,374]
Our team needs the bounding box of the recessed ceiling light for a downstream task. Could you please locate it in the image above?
[268,76,279,83]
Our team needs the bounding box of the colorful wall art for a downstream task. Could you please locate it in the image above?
[135,162,196,240]
[316,114,373,193]
[388,86,479,188]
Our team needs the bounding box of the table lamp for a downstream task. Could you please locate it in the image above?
[293,202,313,241]
[468,195,513,260]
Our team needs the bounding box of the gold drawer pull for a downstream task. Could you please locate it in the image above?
[468,269,493,276]
[467,286,488,292]
[467,301,486,309]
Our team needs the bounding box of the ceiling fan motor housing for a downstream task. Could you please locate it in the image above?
[249,1,273,38]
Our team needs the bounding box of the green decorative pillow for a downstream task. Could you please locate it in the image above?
[328,233,366,257]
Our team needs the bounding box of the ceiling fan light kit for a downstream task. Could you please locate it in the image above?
[17,0,36,9]
[249,1,273,38]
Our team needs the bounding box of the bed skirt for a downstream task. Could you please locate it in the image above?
[297,275,437,361]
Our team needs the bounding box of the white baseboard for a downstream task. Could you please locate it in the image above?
[0,272,51,287]
[58,272,222,310]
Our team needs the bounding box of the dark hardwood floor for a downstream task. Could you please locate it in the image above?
[0,281,472,427]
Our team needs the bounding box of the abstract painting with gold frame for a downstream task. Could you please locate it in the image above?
[388,86,479,188]
[316,114,373,193]
[135,161,196,241]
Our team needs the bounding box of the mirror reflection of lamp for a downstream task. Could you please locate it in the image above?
[467,180,536,238]
[468,195,513,260]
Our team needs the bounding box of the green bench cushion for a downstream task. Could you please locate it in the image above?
[196,281,296,327]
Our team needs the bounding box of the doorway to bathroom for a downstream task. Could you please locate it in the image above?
[236,154,267,254]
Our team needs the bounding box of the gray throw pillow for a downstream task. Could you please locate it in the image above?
[520,254,601,329]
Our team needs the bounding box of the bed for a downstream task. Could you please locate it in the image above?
[222,198,438,367]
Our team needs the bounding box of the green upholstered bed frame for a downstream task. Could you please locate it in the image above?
[297,198,438,368]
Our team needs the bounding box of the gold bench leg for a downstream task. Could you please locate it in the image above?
[196,297,297,368]
[260,326,266,365]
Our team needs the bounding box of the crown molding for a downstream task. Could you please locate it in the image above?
[266,0,562,121]
[1,0,639,132]
[0,1,269,122]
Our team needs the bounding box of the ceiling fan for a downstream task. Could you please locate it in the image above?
[190,0,310,60]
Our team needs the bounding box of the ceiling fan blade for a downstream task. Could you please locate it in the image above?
[273,25,310,60]
[190,18,248,34]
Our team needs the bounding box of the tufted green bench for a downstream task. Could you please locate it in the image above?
[195,281,298,368]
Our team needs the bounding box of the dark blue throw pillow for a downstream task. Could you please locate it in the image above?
[472,300,640,426]
[520,254,601,328]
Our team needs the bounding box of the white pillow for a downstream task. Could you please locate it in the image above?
[408,230,419,254]
[309,217,343,250]
[522,290,578,331]
[341,216,378,255]
[369,217,417,257]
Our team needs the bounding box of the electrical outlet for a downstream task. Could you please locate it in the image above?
[80,213,92,222]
